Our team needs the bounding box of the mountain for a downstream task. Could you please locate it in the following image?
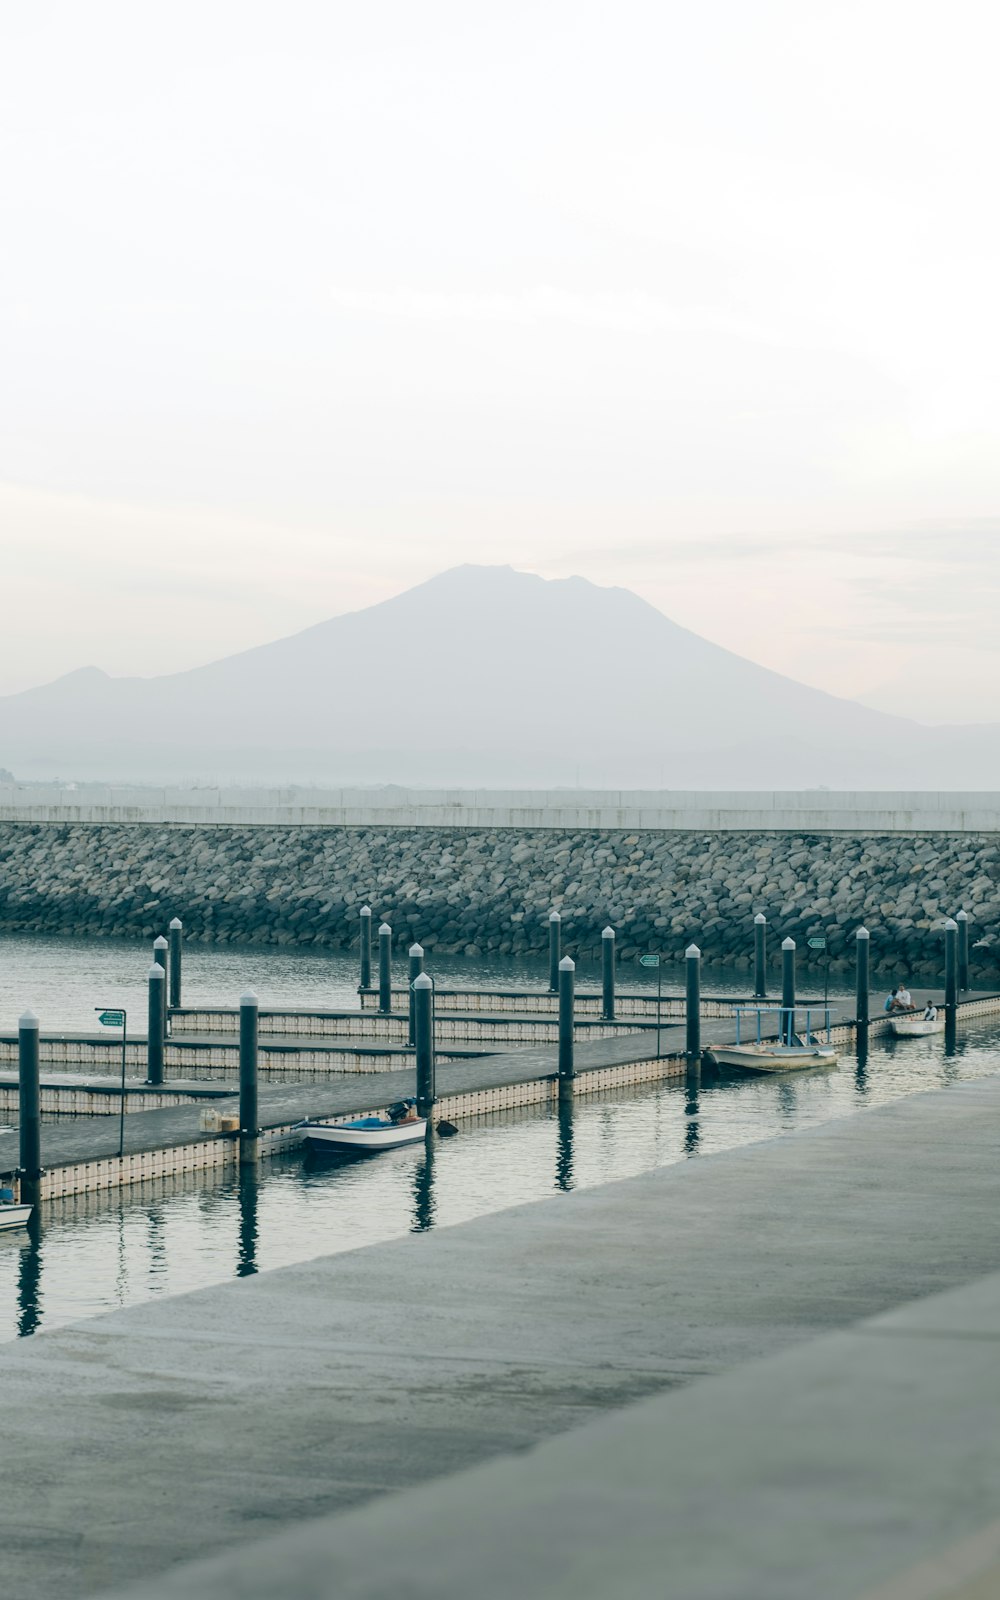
[1,565,998,786]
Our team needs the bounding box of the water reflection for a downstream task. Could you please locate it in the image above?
[555,1092,574,1192]
[411,1137,435,1233]
[855,1027,870,1095]
[684,1073,701,1156]
[237,1167,259,1278]
[16,1214,43,1337]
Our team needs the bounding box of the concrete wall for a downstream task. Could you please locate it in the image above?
[0,819,996,979]
[1,787,999,832]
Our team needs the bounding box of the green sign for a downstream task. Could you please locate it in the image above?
[97,1010,125,1027]
[638,954,660,968]
[807,937,827,950]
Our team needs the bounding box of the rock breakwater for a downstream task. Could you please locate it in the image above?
[0,823,996,979]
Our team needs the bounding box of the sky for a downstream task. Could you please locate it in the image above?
[2,0,999,722]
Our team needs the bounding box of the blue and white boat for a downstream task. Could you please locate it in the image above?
[296,1104,427,1152]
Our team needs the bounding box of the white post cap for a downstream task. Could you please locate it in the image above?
[148,962,165,979]
[956,910,969,920]
[686,944,701,959]
[169,917,183,930]
[360,905,372,916]
[782,937,796,950]
[944,918,958,931]
[413,972,433,990]
[153,935,168,949]
[19,1008,39,1029]
[378,923,392,935]
[559,955,575,971]
[549,910,561,922]
[856,926,870,940]
[754,913,767,925]
[240,989,259,1007]
[602,926,615,938]
[409,943,424,957]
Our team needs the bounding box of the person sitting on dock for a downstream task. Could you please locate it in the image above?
[890,983,913,1012]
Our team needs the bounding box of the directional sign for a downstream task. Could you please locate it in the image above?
[97,1010,125,1027]
[807,937,827,950]
[638,954,660,968]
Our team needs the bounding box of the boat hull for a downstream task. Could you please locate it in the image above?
[0,1204,32,1232]
[711,1045,839,1073]
[890,1017,946,1037]
[300,1118,427,1151]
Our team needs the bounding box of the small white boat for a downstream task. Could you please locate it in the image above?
[297,1115,427,1152]
[890,1015,946,1037]
[0,1203,33,1232]
[711,1043,839,1073]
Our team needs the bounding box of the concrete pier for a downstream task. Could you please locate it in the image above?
[3,1071,1000,1599]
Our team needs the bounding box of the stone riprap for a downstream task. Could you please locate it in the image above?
[0,822,996,979]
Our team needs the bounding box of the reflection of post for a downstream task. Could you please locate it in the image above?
[944,1007,958,1058]
[237,1165,259,1278]
[16,1212,43,1338]
[555,1091,574,1192]
[411,1139,436,1233]
[684,1080,700,1156]
[855,1025,869,1095]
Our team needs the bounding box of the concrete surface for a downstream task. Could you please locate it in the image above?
[100,1269,1000,1600]
[1,784,998,831]
[0,1072,999,1597]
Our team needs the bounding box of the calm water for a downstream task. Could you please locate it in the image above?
[0,930,856,1035]
[1,940,996,1341]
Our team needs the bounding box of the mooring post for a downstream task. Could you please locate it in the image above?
[378,922,393,1014]
[781,937,796,1045]
[18,1009,42,1196]
[414,972,435,1117]
[686,943,702,1061]
[558,955,575,1083]
[359,905,372,992]
[548,910,562,993]
[944,918,959,1013]
[408,942,424,1045]
[956,910,970,991]
[753,913,767,998]
[153,935,169,1039]
[239,989,259,1166]
[168,917,183,1008]
[601,925,616,1021]
[855,926,870,1028]
[147,963,165,1085]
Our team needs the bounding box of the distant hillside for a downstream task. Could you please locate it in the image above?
[1,565,997,786]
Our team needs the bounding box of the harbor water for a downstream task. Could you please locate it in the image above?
[0,932,983,1343]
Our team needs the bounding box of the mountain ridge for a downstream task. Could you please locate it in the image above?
[0,565,993,786]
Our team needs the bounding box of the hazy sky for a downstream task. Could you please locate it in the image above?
[2,1,999,722]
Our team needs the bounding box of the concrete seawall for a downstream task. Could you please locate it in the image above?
[0,809,997,977]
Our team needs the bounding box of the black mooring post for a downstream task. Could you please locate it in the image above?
[378,922,393,1014]
[601,925,616,1021]
[781,937,796,1045]
[957,910,970,991]
[153,935,169,1039]
[855,926,870,1028]
[548,911,561,994]
[944,919,959,1013]
[147,963,165,1085]
[558,956,575,1081]
[414,973,435,1117]
[239,989,259,1166]
[753,914,767,998]
[686,943,701,1060]
[18,1009,41,1191]
[359,905,372,992]
[168,917,183,1008]
[408,942,424,1045]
